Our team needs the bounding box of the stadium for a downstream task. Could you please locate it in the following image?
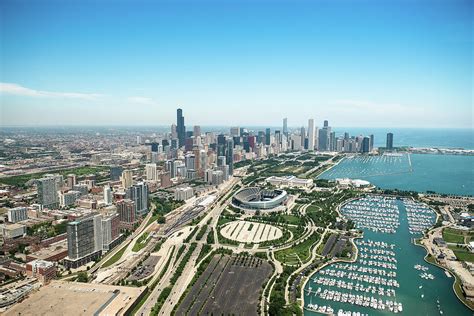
[232,187,288,210]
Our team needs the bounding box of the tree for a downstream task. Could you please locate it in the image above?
[77,271,88,283]
[157,215,166,224]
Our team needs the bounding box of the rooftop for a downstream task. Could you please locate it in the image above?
[5,281,144,316]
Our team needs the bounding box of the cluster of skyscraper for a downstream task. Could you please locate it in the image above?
[40,109,395,271]
[285,118,375,153]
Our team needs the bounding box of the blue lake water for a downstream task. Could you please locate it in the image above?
[332,128,474,150]
[319,154,474,196]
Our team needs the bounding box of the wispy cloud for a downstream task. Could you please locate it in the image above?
[127,96,158,106]
[0,82,103,100]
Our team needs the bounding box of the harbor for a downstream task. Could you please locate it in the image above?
[304,196,472,315]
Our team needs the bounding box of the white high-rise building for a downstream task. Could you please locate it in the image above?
[101,212,119,251]
[291,134,302,151]
[174,186,194,201]
[308,119,315,151]
[103,185,113,205]
[93,214,103,253]
[145,163,158,181]
[121,170,133,189]
[171,123,177,139]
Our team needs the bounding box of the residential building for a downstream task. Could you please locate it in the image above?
[121,170,133,189]
[174,186,194,201]
[7,207,27,223]
[116,199,138,229]
[37,176,61,209]
[103,185,113,205]
[126,182,148,217]
[59,191,81,207]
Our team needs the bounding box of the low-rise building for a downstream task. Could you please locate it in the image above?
[335,178,371,188]
[0,223,27,239]
[59,190,82,207]
[266,175,313,188]
[7,207,28,223]
[433,237,447,248]
[26,260,56,284]
[26,240,68,263]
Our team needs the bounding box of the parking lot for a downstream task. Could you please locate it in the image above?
[127,255,160,281]
[176,254,272,315]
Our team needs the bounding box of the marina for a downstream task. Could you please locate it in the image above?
[304,196,472,315]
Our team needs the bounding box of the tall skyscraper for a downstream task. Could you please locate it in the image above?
[64,212,106,270]
[193,125,201,137]
[126,182,149,217]
[318,127,328,151]
[145,163,158,181]
[117,199,137,229]
[177,108,185,147]
[101,213,120,251]
[257,131,265,144]
[369,134,374,151]
[308,119,315,151]
[265,128,271,145]
[324,120,329,128]
[103,185,113,205]
[362,137,370,153]
[65,212,120,268]
[283,118,288,136]
[121,170,133,189]
[171,123,177,139]
[226,139,234,175]
[330,131,336,151]
[300,126,306,147]
[217,134,226,156]
[386,133,394,150]
[275,130,282,145]
[37,176,60,209]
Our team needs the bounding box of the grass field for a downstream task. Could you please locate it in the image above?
[448,245,474,263]
[277,253,300,265]
[280,214,302,225]
[0,166,110,187]
[217,216,234,227]
[275,231,320,265]
[102,242,130,268]
[132,232,150,252]
[443,228,465,244]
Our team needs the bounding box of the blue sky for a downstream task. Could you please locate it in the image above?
[0,0,472,128]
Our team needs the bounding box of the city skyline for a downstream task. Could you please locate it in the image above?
[1,0,472,128]
[1,1,474,315]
